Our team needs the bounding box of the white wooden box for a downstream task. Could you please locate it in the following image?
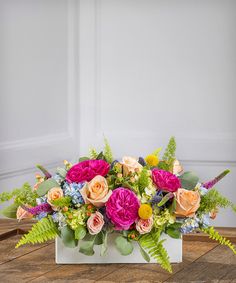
[55,233,182,264]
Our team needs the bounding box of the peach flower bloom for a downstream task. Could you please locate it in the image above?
[16,206,33,221]
[136,217,153,234]
[172,159,183,176]
[174,188,200,217]
[87,211,104,235]
[47,187,64,211]
[121,156,143,176]
[80,175,112,207]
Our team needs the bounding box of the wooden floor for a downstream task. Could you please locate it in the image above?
[0,220,236,283]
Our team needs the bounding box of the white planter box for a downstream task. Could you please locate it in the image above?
[55,233,182,264]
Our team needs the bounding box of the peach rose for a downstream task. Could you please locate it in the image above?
[121,156,143,176]
[16,206,33,221]
[87,211,104,235]
[172,159,183,176]
[136,217,153,234]
[47,187,64,210]
[80,175,112,207]
[174,188,200,217]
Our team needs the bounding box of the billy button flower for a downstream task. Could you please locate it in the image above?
[145,154,159,167]
[138,204,153,220]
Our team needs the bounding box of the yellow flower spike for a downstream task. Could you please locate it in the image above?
[138,204,153,220]
[145,154,159,167]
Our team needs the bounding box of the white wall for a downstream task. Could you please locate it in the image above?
[0,0,235,226]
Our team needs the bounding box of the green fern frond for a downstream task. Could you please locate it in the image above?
[161,137,176,172]
[16,216,58,248]
[200,226,236,255]
[139,230,172,273]
[103,138,113,163]
[199,189,236,214]
[89,147,98,159]
[138,168,150,194]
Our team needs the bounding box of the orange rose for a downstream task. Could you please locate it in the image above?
[121,156,143,176]
[80,175,112,207]
[16,206,33,221]
[174,188,200,217]
[47,187,64,210]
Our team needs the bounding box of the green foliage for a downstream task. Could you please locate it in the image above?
[16,216,58,248]
[1,203,18,219]
[79,232,104,256]
[152,147,162,156]
[157,192,174,207]
[36,164,51,178]
[160,136,176,172]
[89,147,98,159]
[138,168,150,194]
[51,196,72,208]
[166,223,182,239]
[0,183,37,206]
[199,189,236,214]
[201,226,236,255]
[79,157,90,162]
[115,236,134,256]
[139,229,172,273]
[56,167,67,178]
[104,138,113,163]
[37,178,60,197]
[179,172,199,190]
[74,225,86,240]
[61,225,78,248]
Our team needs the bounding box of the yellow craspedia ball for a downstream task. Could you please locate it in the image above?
[138,204,153,220]
[145,154,159,167]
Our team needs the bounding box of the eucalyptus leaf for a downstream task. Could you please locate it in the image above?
[179,171,199,190]
[61,226,78,248]
[94,232,103,245]
[79,240,95,256]
[115,236,133,256]
[101,231,108,256]
[1,203,18,218]
[79,157,90,162]
[169,198,176,214]
[74,225,86,240]
[37,179,60,197]
[56,167,67,178]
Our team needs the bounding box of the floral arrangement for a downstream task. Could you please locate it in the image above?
[1,137,236,273]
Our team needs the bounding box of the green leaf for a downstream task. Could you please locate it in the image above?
[96,151,105,160]
[169,198,176,214]
[152,147,162,156]
[61,226,78,248]
[79,240,95,256]
[79,157,90,162]
[37,179,60,197]
[94,232,103,245]
[56,167,67,178]
[115,236,134,256]
[101,231,108,256]
[36,164,52,179]
[74,225,86,240]
[158,192,174,207]
[51,196,71,208]
[166,228,181,239]
[1,203,18,218]
[139,244,150,262]
[179,171,199,190]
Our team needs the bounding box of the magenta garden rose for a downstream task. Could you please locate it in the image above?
[152,169,181,192]
[106,187,140,230]
[66,159,110,183]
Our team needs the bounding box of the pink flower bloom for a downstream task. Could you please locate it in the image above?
[66,160,110,183]
[87,211,104,235]
[106,187,140,230]
[152,169,181,193]
[136,217,153,234]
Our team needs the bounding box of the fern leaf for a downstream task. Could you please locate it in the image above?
[161,137,176,171]
[16,216,58,248]
[139,230,172,273]
[89,147,98,159]
[201,226,236,254]
[103,138,113,163]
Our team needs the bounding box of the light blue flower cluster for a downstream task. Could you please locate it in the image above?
[180,217,199,234]
[35,212,48,220]
[36,196,47,205]
[53,173,64,185]
[63,182,85,205]
[51,212,66,229]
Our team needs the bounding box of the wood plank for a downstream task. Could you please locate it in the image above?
[0,235,52,265]
[165,245,236,282]
[85,241,218,283]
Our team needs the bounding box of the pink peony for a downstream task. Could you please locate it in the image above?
[106,187,140,230]
[66,160,110,183]
[152,169,181,192]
